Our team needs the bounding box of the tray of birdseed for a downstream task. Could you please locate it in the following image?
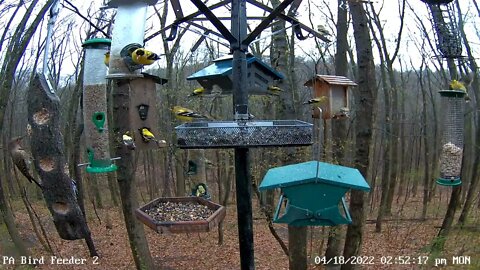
[135,197,226,234]
[175,120,313,149]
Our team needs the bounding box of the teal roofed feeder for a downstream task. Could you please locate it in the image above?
[259,161,370,226]
[187,54,284,95]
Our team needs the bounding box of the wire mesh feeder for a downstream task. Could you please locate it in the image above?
[437,90,465,186]
[135,197,226,234]
[427,3,462,58]
[175,120,313,149]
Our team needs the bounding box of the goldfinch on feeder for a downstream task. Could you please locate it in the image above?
[104,51,110,67]
[303,96,328,105]
[131,48,161,65]
[139,127,165,147]
[189,87,206,97]
[449,79,467,92]
[172,106,208,122]
[122,131,136,150]
[267,85,283,95]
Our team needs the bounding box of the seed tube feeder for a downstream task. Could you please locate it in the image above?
[82,38,117,173]
[437,90,465,186]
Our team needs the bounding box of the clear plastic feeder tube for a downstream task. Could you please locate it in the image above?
[82,39,115,172]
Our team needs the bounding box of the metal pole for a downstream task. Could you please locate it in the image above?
[231,0,255,269]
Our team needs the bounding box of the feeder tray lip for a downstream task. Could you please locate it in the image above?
[439,90,466,98]
[106,73,144,80]
[107,0,158,7]
[436,177,462,186]
[135,196,226,234]
[86,164,118,173]
[420,0,454,4]
[82,38,112,48]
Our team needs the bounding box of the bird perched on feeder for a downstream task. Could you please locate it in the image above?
[188,87,206,97]
[131,48,162,65]
[104,51,110,67]
[267,85,284,95]
[8,137,42,189]
[192,183,211,200]
[449,75,472,101]
[139,127,165,147]
[303,96,328,105]
[122,131,136,150]
[172,106,208,122]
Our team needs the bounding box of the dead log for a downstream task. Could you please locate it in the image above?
[27,73,92,241]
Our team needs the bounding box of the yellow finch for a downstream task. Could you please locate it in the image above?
[131,48,161,65]
[267,85,283,95]
[449,80,467,92]
[189,87,206,97]
[172,106,208,122]
[104,51,110,67]
[122,131,135,150]
[303,96,328,105]
[139,127,165,147]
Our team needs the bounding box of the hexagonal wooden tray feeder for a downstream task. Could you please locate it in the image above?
[135,197,226,234]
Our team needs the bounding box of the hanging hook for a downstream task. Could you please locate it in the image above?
[293,24,309,41]
[165,23,179,42]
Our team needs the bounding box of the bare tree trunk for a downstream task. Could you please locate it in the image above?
[342,2,377,269]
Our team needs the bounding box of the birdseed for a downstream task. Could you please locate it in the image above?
[144,201,215,222]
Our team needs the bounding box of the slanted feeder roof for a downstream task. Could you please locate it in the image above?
[259,160,370,191]
[304,75,357,87]
[187,54,284,81]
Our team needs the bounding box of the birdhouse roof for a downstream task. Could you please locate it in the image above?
[259,160,370,191]
[187,54,284,80]
[304,75,357,87]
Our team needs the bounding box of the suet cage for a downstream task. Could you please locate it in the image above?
[425,1,462,58]
[175,120,313,149]
[437,90,465,186]
[82,38,117,173]
[135,196,226,234]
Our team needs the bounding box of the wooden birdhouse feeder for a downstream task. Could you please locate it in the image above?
[259,161,370,226]
[187,54,284,95]
[129,73,168,150]
[304,75,357,119]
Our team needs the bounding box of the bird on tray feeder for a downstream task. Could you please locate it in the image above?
[304,75,357,119]
[259,161,370,226]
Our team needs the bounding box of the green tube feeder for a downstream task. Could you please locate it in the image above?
[259,161,370,226]
[86,148,117,174]
[437,90,465,186]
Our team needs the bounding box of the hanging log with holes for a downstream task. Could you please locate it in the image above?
[27,73,95,244]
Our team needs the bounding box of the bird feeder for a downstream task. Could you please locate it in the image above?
[437,90,465,186]
[259,161,370,226]
[424,1,462,58]
[187,54,284,95]
[135,196,226,234]
[82,38,117,173]
[129,73,167,150]
[175,120,313,149]
[304,75,357,119]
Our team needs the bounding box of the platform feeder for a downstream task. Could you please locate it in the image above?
[437,90,465,186]
[82,38,117,173]
[304,75,357,119]
[259,161,370,226]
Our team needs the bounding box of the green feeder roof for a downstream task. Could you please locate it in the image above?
[439,90,466,98]
[259,160,370,192]
[82,38,112,47]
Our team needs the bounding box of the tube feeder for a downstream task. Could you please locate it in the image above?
[437,90,465,186]
[259,161,370,226]
[82,38,117,173]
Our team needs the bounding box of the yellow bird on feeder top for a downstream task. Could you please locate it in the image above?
[172,106,208,122]
[131,48,162,65]
[104,51,110,67]
[449,80,467,92]
[189,87,206,97]
[303,96,328,105]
